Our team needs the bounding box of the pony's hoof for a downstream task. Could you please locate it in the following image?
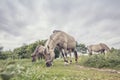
[64,62,69,66]
[70,60,72,64]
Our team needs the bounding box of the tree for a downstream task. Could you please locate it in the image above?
[54,47,60,59]
[0,46,5,59]
[0,46,13,59]
[0,46,3,51]
[76,43,87,53]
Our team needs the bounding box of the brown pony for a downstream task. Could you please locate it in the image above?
[87,43,110,55]
[31,45,45,62]
[44,30,78,67]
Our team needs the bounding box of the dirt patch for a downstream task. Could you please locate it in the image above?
[77,65,120,74]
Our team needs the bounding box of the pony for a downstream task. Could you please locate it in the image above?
[87,43,110,55]
[44,30,78,67]
[31,45,45,62]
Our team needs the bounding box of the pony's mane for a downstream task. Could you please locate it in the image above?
[53,30,62,33]
[45,30,60,47]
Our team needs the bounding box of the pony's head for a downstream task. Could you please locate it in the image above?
[44,45,55,67]
[31,53,37,62]
[31,46,40,62]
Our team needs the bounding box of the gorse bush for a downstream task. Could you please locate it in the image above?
[80,49,120,69]
[106,49,120,69]
[81,54,109,68]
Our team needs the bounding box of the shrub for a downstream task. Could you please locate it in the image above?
[106,49,120,69]
[80,49,120,69]
[82,54,108,68]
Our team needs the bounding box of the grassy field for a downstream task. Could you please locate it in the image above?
[0,58,120,80]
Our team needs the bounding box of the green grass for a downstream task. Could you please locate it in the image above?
[0,59,120,80]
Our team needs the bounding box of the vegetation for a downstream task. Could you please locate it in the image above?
[80,49,120,70]
[0,40,47,60]
[76,43,87,53]
[0,59,120,80]
[0,40,120,80]
[0,40,86,60]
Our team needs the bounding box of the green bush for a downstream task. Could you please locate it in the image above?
[106,50,120,69]
[82,54,109,68]
[80,49,120,69]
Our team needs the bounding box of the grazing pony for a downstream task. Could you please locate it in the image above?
[31,45,45,62]
[44,30,78,67]
[87,43,110,55]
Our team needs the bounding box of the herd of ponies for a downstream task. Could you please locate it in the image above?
[31,30,110,67]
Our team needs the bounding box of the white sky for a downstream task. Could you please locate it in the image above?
[0,0,120,50]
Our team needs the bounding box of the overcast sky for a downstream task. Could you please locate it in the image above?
[0,0,120,50]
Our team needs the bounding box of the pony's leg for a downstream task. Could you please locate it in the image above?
[67,49,72,64]
[40,54,42,60]
[74,50,78,63]
[61,49,68,63]
[89,50,92,55]
[58,48,63,58]
[69,50,72,64]
[102,50,105,55]
[99,50,105,55]
[59,50,62,58]
[89,52,92,55]
[64,49,69,63]
[62,43,69,63]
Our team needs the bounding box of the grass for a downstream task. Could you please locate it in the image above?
[0,58,120,80]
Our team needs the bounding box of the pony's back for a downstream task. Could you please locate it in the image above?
[53,30,76,49]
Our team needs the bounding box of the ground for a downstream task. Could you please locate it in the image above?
[0,59,120,80]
